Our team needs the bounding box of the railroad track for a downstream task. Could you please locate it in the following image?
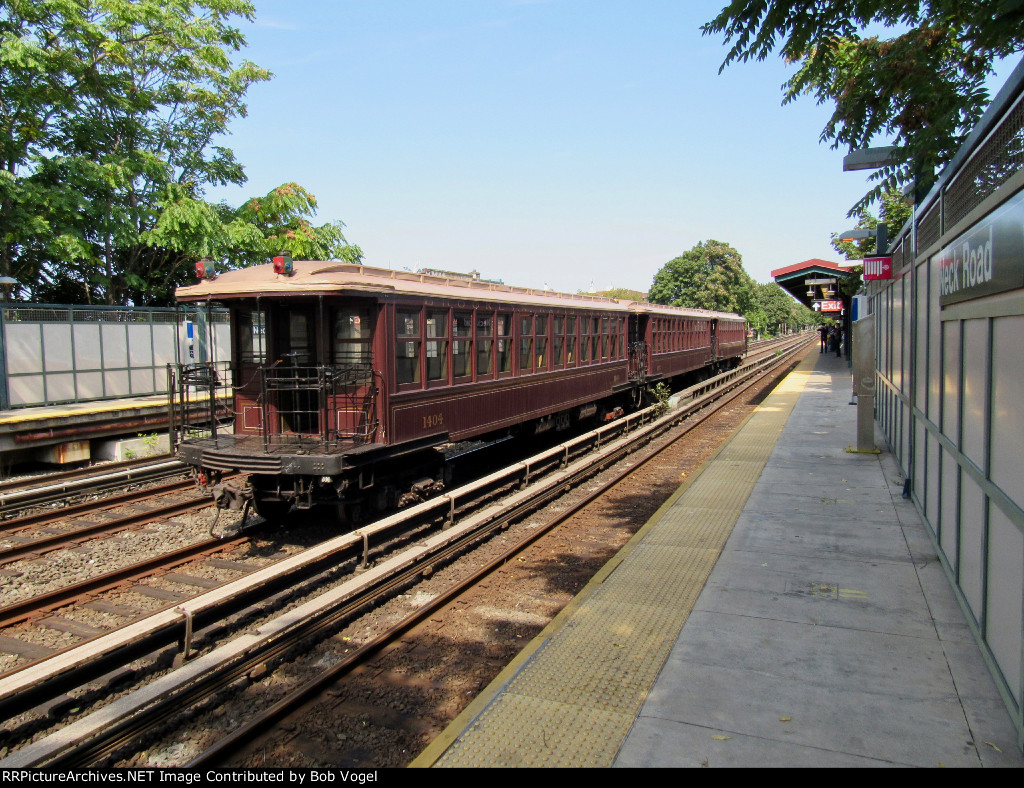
[0,455,189,518]
[0,333,813,767]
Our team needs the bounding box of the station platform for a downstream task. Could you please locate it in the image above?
[0,393,225,466]
[413,349,1024,768]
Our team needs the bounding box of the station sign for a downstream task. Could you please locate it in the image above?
[818,300,843,313]
[939,188,1024,306]
[863,256,892,280]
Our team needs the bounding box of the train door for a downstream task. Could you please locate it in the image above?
[274,305,319,435]
[331,302,378,443]
[628,313,649,383]
[710,318,719,364]
[234,306,267,433]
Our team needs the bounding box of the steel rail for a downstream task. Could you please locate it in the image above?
[0,457,187,516]
[0,530,245,629]
[0,481,202,562]
[0,455,177,497]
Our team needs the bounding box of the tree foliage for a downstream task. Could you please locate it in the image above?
[145,182,362,301]
[595,287,648,302]
[648,240,754,314]
[746,281,798,335]
[703,1,1024,211]
[0,0,360,306]
[1,0,275,303]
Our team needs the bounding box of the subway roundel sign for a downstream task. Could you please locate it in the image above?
[863,256,892,280]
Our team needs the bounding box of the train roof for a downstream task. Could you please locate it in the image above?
[176,261,744,321]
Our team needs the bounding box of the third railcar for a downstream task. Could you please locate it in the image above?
[173,261,746,520]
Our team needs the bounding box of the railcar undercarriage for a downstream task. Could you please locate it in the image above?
[181,433,451,523]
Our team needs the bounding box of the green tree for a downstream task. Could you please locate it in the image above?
[748,281,798,336]
[145,182,363,302]
[1,0,270,304]
[793,301,823,328]
[648,240,754,314]
[703,2,1024,211]
[595,287,647,302]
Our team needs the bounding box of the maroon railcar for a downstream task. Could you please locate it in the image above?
[173,263,745,520]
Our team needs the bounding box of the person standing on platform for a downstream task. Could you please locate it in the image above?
[819,325,828,353]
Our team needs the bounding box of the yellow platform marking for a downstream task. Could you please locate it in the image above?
[0,393,227,426]
[414,354,819,768]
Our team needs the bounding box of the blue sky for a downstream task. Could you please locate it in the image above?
[206,0,1013,294]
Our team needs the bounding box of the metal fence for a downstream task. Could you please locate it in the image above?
[0,304,230,409]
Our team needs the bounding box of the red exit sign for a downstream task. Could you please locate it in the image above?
[863,256,892,280]
[820,300,843,312]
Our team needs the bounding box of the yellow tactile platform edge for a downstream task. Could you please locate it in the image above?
[413,354,816,768]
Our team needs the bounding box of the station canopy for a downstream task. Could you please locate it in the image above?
[770,259,858,311]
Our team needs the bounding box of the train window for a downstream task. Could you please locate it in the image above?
[497,313,512,374]
[237,309,266,364]
[535,316,548,371]
[396,308,420,385]
[284,310,313,365]
[518,314,533,374]
[609,317,618,359]
[333,306,372,365]
[397,309,418,337]
[601,316,609,360]
[591,317,601,362]
[566,316,577,365]
[580,316,591,363]
[453,312,472,379]
[476,313,493,377]
[553,315,564,367]
[426,309,448,382]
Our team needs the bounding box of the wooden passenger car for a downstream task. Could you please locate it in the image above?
[174,262,746,519]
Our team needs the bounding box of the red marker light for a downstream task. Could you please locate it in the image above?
[195,259,216,279]
[273,250,294,275]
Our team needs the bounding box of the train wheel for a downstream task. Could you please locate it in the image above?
[253,498,292,523]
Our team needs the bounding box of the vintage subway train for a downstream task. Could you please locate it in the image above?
[173,259,747,521]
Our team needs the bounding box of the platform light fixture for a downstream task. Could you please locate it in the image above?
[837,228,875,242]
[842,146,898,172]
